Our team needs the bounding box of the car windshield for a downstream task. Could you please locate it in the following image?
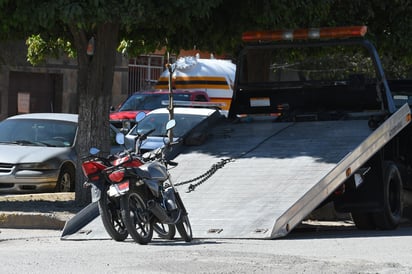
[0,118,77,147]
[130,113,207,137]
[118,93,192,111]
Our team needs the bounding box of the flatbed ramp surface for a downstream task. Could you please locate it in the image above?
[170,118,380,239]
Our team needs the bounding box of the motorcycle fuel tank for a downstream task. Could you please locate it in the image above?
[146,161,168,181]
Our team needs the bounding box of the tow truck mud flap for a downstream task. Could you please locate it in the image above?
[60,201,99,239]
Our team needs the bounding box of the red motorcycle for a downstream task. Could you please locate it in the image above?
[81,125,176,241]
[81,148,144,241]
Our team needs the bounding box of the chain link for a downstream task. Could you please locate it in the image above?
[171,120,294,193]
[174,158,234,193]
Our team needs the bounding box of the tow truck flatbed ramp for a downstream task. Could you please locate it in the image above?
[171,105,410,239]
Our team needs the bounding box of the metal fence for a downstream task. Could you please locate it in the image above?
[128,54,176,95]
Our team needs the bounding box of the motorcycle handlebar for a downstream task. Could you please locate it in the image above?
[118,148,134,157]
[135,128,156,142]
[167,160,178,167]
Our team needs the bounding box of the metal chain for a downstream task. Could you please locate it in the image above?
[174,158,234,193]
[171,121,295,193]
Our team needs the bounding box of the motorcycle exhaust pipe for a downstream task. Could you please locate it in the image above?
[147,200,176,224]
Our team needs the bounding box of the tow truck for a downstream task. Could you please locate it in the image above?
[62,26,412,240]
[168,26,412,239]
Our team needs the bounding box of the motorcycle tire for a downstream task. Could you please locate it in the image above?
[98,188,128,241]
[175,214,193,242]
[153,222,176,240]
[173,191,192,242]
[120,190,153,245]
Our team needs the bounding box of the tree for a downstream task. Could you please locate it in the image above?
[1,0,412,204]
[0,0,222,204]
[189,0,412,77]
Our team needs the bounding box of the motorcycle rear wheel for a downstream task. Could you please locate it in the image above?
[153,222,176,240]
[121,190,153,244]
[98,188,128,241]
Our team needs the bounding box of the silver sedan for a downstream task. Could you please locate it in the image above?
[0,113,78,193]
[0,113,120,193]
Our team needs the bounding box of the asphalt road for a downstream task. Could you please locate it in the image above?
[1,193,412,273]
[1,223,412,273]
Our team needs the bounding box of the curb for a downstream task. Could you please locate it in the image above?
[0,212,69,230]
[0,193,76,230]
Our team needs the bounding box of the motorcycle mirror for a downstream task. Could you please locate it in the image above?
[89,147,100,155]
[115,132,125,145]
[166,119,176,131]
[135,112,146,123]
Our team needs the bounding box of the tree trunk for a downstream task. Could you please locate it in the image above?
[70,23,119,205]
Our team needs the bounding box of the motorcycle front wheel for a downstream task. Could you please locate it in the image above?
[176,215,193,242]
[174,191,193,242]
[153,222,176,240]
[98,188,128,241]
[120,190,153,245]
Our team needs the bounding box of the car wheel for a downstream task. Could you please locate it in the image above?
[55,166,74,192]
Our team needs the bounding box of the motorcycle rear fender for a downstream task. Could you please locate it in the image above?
[88,179,109,202]
[90,184,101,202]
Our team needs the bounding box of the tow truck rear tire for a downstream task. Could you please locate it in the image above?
[373,161,403,230]
[351,212,376,230]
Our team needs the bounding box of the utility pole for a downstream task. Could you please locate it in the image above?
[166,52,175,142]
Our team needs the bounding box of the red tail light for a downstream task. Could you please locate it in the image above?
[81,161,107,180]
[108,169,125,183]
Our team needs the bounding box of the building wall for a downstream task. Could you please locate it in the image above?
[0,41,223,119]
[0,40,129,119]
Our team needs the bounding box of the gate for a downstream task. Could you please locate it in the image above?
[128,54,176,95]
[8,71,62,116]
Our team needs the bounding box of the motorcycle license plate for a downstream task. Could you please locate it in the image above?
[108,181,129,197]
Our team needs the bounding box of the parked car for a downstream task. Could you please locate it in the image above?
[110,90,210,132]
[0,113,120,194]
[124,107,222,158]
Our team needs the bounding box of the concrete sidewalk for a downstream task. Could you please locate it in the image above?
[0,192,349,231]
[0,193,78,230]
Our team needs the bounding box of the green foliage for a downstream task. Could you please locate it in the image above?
[26,34,75,64]
[1,0,412,75]
[321,0,412,78]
